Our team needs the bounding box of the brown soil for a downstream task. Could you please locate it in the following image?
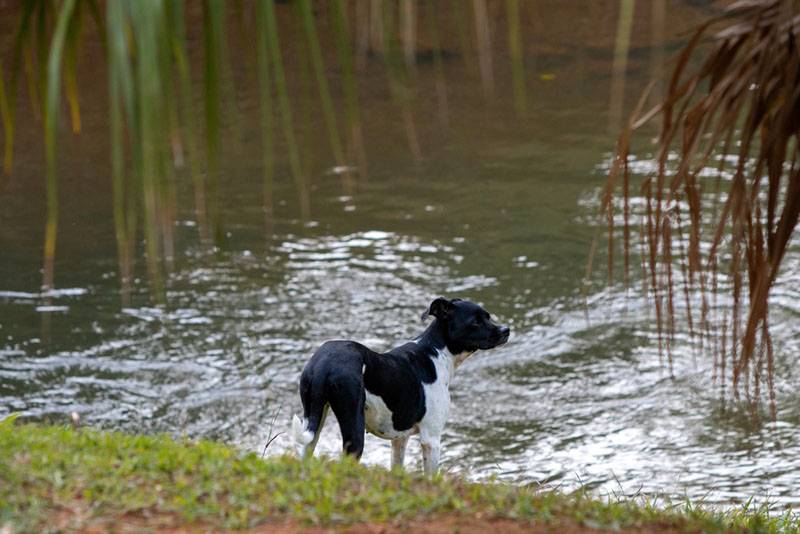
[257,517,680,534]
[64,511,681,534]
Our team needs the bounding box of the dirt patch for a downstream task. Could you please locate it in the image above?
[81,514,680,533]
[315,516,587,534]
[249,516,681,534]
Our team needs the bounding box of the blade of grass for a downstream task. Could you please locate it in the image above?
[63,1,83,134]
[263,0,310,218]
[130,0,167,300]
[256,0,276,233]
[506,0,527,115]
[0,62,13,178]
[204,0,223,243]
[299,0,351,192]
[4,1,41,174]
[608,0,635,134]
[331,0,368,179]
[425,0,450,129]
[472,0,495,98]
[381,0,422,161]
[42,0,77,291]
[107,0,133,304]
[169,0,209,244]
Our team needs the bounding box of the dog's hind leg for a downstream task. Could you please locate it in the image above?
[328,376,366,459]
[391,436,409,469]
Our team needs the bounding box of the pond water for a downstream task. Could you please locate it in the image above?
[1,1,799,509]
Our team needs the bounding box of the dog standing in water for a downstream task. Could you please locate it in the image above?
[291,297,510,474]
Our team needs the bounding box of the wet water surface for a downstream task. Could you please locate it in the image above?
[1,1,799,509]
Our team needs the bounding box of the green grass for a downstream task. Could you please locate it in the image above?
[0,416,797,532]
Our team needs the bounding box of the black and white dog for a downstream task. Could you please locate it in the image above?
[291,297,510,474]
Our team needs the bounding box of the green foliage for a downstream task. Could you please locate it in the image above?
[42,0,77,292]
[0,0,478,299]
[0,422,797,532]
[259,0,309,218]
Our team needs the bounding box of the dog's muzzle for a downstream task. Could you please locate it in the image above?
[488,326,510,348]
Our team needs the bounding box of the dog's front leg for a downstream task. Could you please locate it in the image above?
[420,436,441,475]
[391,436,409,469]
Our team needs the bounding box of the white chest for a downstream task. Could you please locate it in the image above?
[418,348,455,437]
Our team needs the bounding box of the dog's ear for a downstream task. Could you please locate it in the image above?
[422,297,453,322]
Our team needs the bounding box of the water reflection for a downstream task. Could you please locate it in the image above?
[3,221,798,507]
[1,0,799,512]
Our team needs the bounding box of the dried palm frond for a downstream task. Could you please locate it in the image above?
[604,0,800,412]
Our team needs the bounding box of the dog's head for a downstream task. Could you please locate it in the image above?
[422,297,510,354]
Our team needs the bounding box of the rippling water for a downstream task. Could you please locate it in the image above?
[1,0,799,510]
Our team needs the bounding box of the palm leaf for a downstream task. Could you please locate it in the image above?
[605,0,800,412]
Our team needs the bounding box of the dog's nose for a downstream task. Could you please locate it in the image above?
[499,326,510,338]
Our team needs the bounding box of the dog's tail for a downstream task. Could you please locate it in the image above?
[291,414,316,458]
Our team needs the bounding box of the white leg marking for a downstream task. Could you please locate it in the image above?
[391,436,409,469]
[420,436,441,476]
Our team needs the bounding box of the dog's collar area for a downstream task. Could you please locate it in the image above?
[415,318,471,358]
[413,323,475,370]
[452,350,476,369]
[414,319,448,351]
[428,345,474,372]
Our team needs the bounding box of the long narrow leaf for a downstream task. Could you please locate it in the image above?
[42,0,77,291]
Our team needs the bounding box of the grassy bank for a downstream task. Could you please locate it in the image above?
[0,417,796,532]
